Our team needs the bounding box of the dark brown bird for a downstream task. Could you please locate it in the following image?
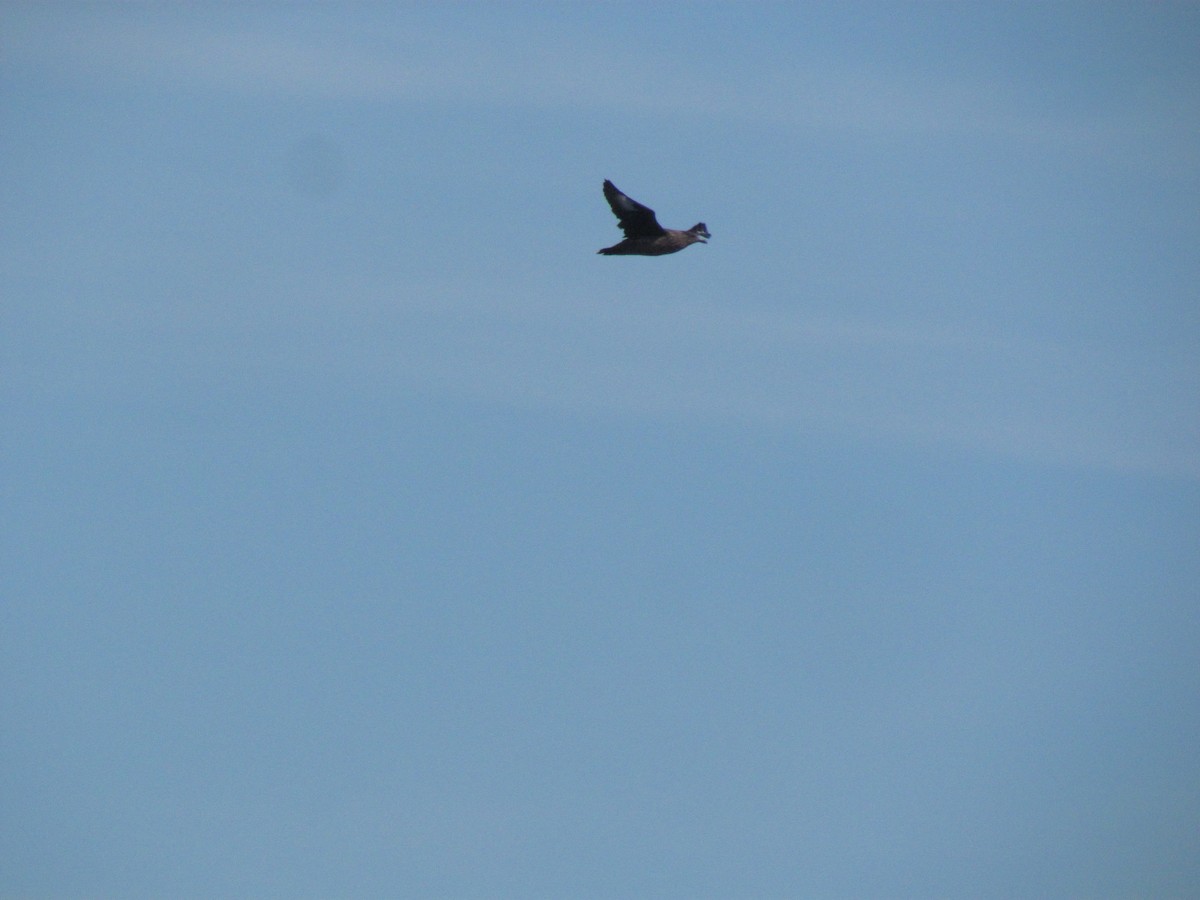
[597,180,710,256]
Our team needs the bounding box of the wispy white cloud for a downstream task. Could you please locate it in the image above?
[177,275,1196,481]
[429,294,1199,479]
[9,10,1195,168]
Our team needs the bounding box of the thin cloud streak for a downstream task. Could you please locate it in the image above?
[392,293,1198,480]
[8,250,1192,478]
[34,274,1185,481]
[10,12,1194,168]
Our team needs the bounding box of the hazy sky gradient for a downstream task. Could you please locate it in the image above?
[3,3,1198,897]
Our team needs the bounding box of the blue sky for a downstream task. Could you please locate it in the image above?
[2,3,1198,897]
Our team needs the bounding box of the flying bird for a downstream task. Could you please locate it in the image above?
[597,180,710,256]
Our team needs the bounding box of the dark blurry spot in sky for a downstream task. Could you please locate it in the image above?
[284,135,346,197]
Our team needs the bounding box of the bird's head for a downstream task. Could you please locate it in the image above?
[689,223,710,243]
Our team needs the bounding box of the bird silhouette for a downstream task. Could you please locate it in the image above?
[597,180,709,256]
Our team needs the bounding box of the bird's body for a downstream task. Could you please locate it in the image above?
[598,180,709,256]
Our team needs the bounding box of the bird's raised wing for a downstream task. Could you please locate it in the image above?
[603,180,666,238]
